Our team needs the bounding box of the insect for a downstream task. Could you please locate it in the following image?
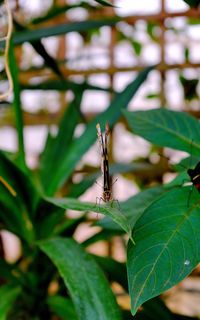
[96,123,112,203]
[187,162,200,193]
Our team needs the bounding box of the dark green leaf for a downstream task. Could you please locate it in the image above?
[127,187,200,315]
[123,109,200,155]
[10,19,118,45]
[182,0,200,8]
[21,79,111,93]
[0,152,37,242]
[46,66,154,195]
[94,0,116,7]
[179,75,199,100]
[38,237,122,320]
[0,284,20,318]
[8,40,26,171]
[131,40,142,56]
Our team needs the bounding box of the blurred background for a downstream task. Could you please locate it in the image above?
[0,0,200,317]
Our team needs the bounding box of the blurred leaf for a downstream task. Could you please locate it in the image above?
[93,255,128,291]
[45,197,133,239]
[40,91,83,189]
[14,19,65,81]
[8,19,118,45]
[97,186,165,231]
[127,187,200,315]
[131,40,142,56]
[123,109,200,156]
[179,75,199,100]
[32,4,82,24]
[145,92,160,99]
[34,199,65,239]
[39,237,122,320]
[45,66,154,195]
[47,295,78,320]
[146,22,159,42]
[0,152,37,242]
[21,79,111,93]
[182,0,200,8]
[94,0,116,6]
[184,47,190,62]
[8,40,26,171]
[0,284,20,320]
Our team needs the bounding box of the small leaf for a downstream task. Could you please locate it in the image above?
[38,237,122,320]
[127,187,200,315]
[123,109,200,155]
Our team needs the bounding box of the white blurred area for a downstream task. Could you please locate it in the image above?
[0,0,199,183]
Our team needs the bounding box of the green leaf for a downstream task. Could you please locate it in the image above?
[98,186,165,231]
[123,109,200,155]
[94,0,116,6]
[0,152,37,242]
[127,187,200,315]
[47,295,78,320]
[21,78,111,93]
[8,39,26,171]
[45,197,133,240]
[0,284,20,320]
[32,4,81,24]
[38,237,122,320]
[131,40,142,56]
[10,19,118,45]
[46,66,154,195]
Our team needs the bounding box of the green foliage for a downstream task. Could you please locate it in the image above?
[1,1,200,319]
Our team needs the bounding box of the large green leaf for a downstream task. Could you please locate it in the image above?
[123,109,200,155]
[0,284,20,320]
[45,197,133,240]
[127,187,200,315]
[38,237,122,320]
[45,66,154,195]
